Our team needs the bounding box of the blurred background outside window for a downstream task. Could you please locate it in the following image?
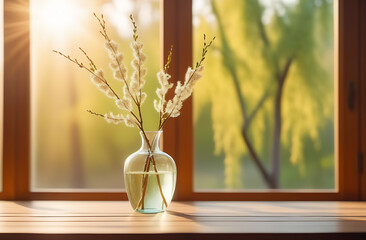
[193,0,335,190]
[31,0,160,190]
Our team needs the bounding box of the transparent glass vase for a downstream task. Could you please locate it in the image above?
[124,131,176,213]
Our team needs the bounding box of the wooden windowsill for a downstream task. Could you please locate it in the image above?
[0,201,366,240]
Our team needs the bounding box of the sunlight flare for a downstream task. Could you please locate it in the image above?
[32,0,86,35]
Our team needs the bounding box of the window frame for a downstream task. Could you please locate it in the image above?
[0,0,364,200]
[360,0,366,201]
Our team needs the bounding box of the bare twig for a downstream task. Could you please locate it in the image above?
[79,47,97,72]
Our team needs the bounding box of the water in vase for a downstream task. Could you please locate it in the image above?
[125,171,175,213]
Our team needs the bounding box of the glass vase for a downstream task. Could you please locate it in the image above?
[124,130,176,213]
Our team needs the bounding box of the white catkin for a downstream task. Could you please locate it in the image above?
[99,85,109,92]
[104,40,118,56]
[104,39,128,85]
[138,92,147,104]
[115,98,132,111]
[130,79,139,96]
[165,100,173,114]
[104,112,136,128]
[154,70,173,113]
[91,75,103,85]
[90,69,116,100]
[129,41,147,102]
[123,85,129,97]
[113,71,124,81]
[131,41,143,51]
[156,88,163,99]
[154,99,160,112]
[91,69,105,84]
[116,53,124,63]
[109,62,119,71]
[163,66,203,118]
[124,115,137,127]
[104,112,124,125]
[105,89,116,99]
[140,68,147,78]
[131,59,139,69]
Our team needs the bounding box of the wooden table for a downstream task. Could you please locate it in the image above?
[0,201,366,239]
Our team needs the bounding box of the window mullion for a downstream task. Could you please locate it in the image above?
[162,0,193,201]
[3,0,31,200]
[360,0,366,201]
[338,0,361,200]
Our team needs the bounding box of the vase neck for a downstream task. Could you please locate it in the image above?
[140,131,162,152]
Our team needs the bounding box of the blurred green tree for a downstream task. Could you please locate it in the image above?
[196,0,334,188]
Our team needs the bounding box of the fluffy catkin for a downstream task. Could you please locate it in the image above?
[163,66,204,117]
[90,69,117,100]
[103,112,136,128]
[130,41,147,103]
[154,70,173,113]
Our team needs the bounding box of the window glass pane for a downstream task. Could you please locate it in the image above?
[194,0,335,190]
[0,0,3,191]
[31,0,160,190]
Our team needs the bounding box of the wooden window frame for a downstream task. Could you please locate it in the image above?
[360,0,366,201]
[0,0,365,200]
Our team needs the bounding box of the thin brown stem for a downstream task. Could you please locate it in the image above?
[134,43,143,104]
[157,45,173,129]
[158,36,214,130]
[94,13,139,107]
[150,154,168,207]
[79,47,97,71]
[87,109,165,203]
[158,111,162,129]
[137,154,152,209]
[210,0,273,187]
[142,132,167,206]
[159,115,169,130]
[138,130,168,208]
[87,110,142,129]
[158,68,198,130]
[129,14,143,104]
[53,50,121,100]
[139,103,145,124]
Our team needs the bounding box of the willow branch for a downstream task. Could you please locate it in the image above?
[79,47,97,71]
[94,13,140,108]
[53,50,121,100]
[86,110,142,129]
[159,36,214,130]
[211,0,248,121]
[245,86,272,130]
[211,0,272,187]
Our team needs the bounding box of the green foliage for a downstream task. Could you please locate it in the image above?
[194,0,334,189]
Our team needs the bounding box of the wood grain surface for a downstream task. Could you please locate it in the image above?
[0,201,365,239]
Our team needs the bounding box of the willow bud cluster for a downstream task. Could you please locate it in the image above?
[54,13,214,131]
